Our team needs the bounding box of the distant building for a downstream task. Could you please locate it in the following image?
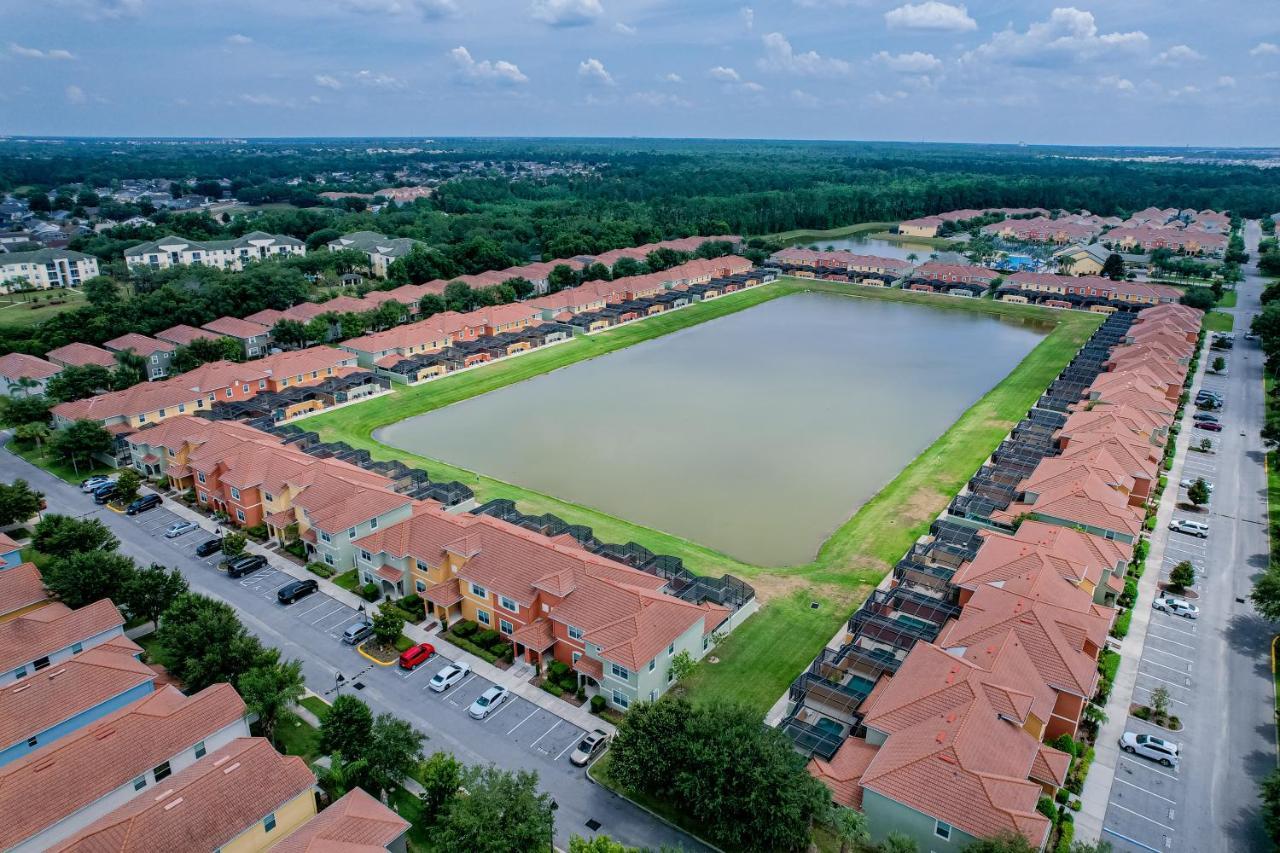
[1052,243,1112,277]
[0,248,99,292]
[0,352,62,397]
[102,333,175,381]
[123,231,305,272]
[326,231,428,278]
[897,217,944,238]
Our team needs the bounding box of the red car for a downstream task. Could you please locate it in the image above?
[398,642,436,670]
[1195,421,1222,432]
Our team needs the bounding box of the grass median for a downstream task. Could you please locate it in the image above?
[248,280,1106,713]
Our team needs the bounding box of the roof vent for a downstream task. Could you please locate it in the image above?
[935,732,946,744]
[163,797,184,811]
[153,788,175,802]
[223,761,241,775]
[11,683,31,694]
[46,668,67,680]
[212,755,231,768]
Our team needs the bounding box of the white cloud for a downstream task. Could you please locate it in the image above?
[629,90,692,108]
[354,69,404,88]
[578,57,615,85]
[741,6,754,29]
[872,50,942,73]
[1251,42,1280,56]
[530,0,602,27]
[65,84,87,104]
[963,8,1148,68]
[1155,44,1203,65]
[1217,75,1236,88]
[333,0,456,16]
[791,89,819,107]
[58,0,144,19]
[450,46,528,84]
[868,89,909,104]
[613,22,636,35]
[240,93,284,106]
[9,43,75,60]
[662,72,683,83]
[742,81,765,92]
[709,66,741,82]
[226,34,253,45]
[314,74,342,90]
[758,32,851,77]
[884,1,975,32]
[1099,74,1134,92]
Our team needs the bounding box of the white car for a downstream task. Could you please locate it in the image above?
[1179,478,1213,492]
[164,521,199,539]
[1153,596,1199,619]
[428,662,471,693]
[1120,732,1180,768]
[1169,519,1208,538]
[468,685,510,719]
[80,475,113,493]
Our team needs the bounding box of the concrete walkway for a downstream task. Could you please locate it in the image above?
[1075,335,1209,842]
[156,496,614,737]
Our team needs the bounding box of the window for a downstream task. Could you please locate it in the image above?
[32,657,50,672]
[197,472,206,484]
[499,595,518,612]
[194,741,206,759]
[242,384,250,393]
[236,510,245,523]
[370,517,379,530]
[610,663,630,680]
[12,665,26,679]
[360,550,372,563]
[347,527,357,538]
[26,736,37,747]
[264,813,277,833]
[177,404,185,413]
[230,487,241,500]
[648,659,655,672]
[71,642,83,654]
[415,580,426,593]
[138,414,146,423]
[477,610,491,626]
[319,530,332,543]
[324,554,334,566]
[667,668,674,683]
[572,651,582,664]
[934,821,952,841]
[668,643,674,656]
[258,380,266,390]
[612,690,630,709]
[153,761,172,782]
[567,625,583,640]
[225,388,233,398]
[499,619,513,635]
[416,559,430,572]
[133,776,147,792]
[470,582,487,598]
[199,493,208,504]
[264,493,273,502]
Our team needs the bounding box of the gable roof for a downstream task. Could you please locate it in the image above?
[154,325,219,347]
[102,333,173,357]
[46,342,117,369]
[0,562,49,618]
[0,352,61,382]
[269,787,409,853]
[202,316,270,340]
[0,598,128,673]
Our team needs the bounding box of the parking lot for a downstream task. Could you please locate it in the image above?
[115,498,590,769]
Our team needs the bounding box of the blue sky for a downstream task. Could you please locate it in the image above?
[2,0,1276,145]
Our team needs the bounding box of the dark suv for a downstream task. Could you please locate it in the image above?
[126,494,162,515]
[277,578,319,604]
[225,554,267,579]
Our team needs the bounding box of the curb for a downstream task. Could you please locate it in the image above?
[584,757,725,853]
[356,642,397,667]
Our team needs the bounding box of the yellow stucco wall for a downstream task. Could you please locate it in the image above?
[220,789,316,853]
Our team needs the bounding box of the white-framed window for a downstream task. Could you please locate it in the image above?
[71,642,83,654]
[230,487,240,500]
[153,761,171,782]
[499,618,513,635]
[568,625,583,640]
[415,580,426,592]
[177,404,185,413]
[360,550,372,563]
[199,493,208,504]
[138,414,147,423]
[416,559,430,572]
[158,409,166,417]
[934,820,952,841]
[477,610,491,626]
[320,530,331,543]
[610,663,630,680]
[470,582,487,598]
[324,553,334,566]
[648,659,656,672]
[133,776,147,792]
[258,380,266,390]
[197,472,206,483]
[236,510,245,522]
[370,517,379,530]
[668,643,674,656]
[194,740,206,759]
[264,813,277,833]
[264,492,273,502]
[241,384,250,393]
[612,690,630,709]
[499,595,517,612]
[225,388,233,398]
[572,651,582,664]
[347,527,357,538]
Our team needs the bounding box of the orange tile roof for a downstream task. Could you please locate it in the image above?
[0,352,61,381]
[46,342,117,368]
[51,737,314,853]
[269,787,408,853]
[292,473,411,534]
[0,562,49,617]
[202,316,270,339]
[103,333,173,357]
[0,599,127,674]
[0,684,246,850]
[807,737,879,809]
[155,324,219,347]
[510,619,556,652]
[997,474,1144,538]
[258,346,357,383]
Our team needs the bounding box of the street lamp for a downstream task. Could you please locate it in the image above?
[549,799,558,852]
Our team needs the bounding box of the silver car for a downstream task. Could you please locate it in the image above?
[428,662,471,693]
[164,521,199,539]
[1169,519,1208,538]
[468,685,509,719]
[1153,596,1199,619]
[569,729,610,767]
[1120,732,1180,768]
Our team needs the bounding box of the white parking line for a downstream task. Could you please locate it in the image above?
[1141,658,1191,675]
[1136,686,1187,705]
[297,599,332,617]
[1120,757,1180,781]
[554,738,578,762]
[529,720,561,750]
[507,709,539,735]
[1146,632,1197,651]
[1138,670,1191,689]
[449,674,478,694]
[1114,777,1177,804]
[310,604,345,625]
[1144,646,1195,664]
[483,698,515,722]
[1149,620,1197,638]
[1108,802,1176,831]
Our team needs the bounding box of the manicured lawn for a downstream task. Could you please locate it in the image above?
[6,441,112,484]
[1205,311,1234,333]
[274,715,322,763]
[333,569,360,591]
[389,785,432,853]
[305,278,1100,713]
[767,221,897,243]
[0,290,86,330]
[135,633,170,668]
[300,695,330,719]
[1220,289,1238,308]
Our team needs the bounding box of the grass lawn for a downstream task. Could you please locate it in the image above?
[304,277,1100,713]
[135,633,169,668]
[333,569,360,591]
[274,715,322,763]
[1220,289,1239,308]
[865,230,958,250]
[1205,311,1234,333]
[767,221,897,243]
[389,785,432,853]
[0,290,86,330]
[300,695,330,719]
[6,441,113,484]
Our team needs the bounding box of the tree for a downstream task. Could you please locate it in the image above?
[829,806,870,853]
[880,834,920,853]
[502,276,535,299]
[304,317,331,345]
[1253,563,1280,621]
[221,531,247,558]
[1168,560,1195,591]
[317,751,368,800]
[1187,478,1211,508]
[49,419,113,473]
[155,593,273,691]
[363,712,426,797]
[962,834,1037,853]
[1057,254,1078,276]
[0,479,43,527]
[0,394,52,427]
[32,513,118,558]
[1212,356,1226,373]
[45,550,137,608]
[122,562,188,626]
[319,694,375,758]
[569,836,637,853]
[271,319,309,349]
[1260,767,1280,848]
[113,468,142,505]
[418,751,462,824]
[547,264,577,293]
[611,257,646,278]
[443,280,475,313]
[1199,437,1213,453]
[1101,253,1125,280]
[371,603,405,647]
[434,764,555,853]
[239,658,305,747]
[110,349,148,390]
[669,649,697,682]
[1180,287,1216,311]
[581,262,612,282]
[46,364,113,403]
[1149,685,1171,719]
[12,420,50,451]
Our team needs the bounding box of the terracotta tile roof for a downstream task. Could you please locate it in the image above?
[807,737,879,809]
[51,376,206,423]
[0,562,48,617]
[572,655,603,680]
[996,474,1144,538]
[0,599,127,674]
[155,324,219,347]
[1032,744,1071,787]
[340,314,459,355]
[1008,519,1130,575]
[374,564,403,583]
[1018,457,1140,503]
[510,619,555,652]
[259,346,357,383]
[103,333,173,357]
[424,578,462,607]
[0,684,246,850]
[0,646,155,753]
[46,342,117,369]
[51,737,314,853]
[0,531,20,553]
[769,247,913,273]
[953,532,1100,593]
[293,474,410,534]
[914,261,999,282]
[1058,406,1168,445]
[202,316,270,339]
[246,308,286,325]
[269,787,408,853]
[0,352,61,382]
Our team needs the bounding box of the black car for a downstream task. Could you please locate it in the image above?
[277,578,319,604]
[194,538,223,557]
[92,483,117,504]
[225,554,267,579]
[126,494,162,515]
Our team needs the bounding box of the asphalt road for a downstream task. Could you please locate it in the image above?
[1099,220,1275,853]
[0,450,708,852]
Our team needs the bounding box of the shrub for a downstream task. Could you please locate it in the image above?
[360,582,380,602]
[285,541,308,559]
[1098,649,1121,685]
[541,681,564,698]
[493,642,513,662]
[1037,796,1057,820]
[547,660,572,681]
[1055,819,1075,853]
[590,695,606,713]
[1134,705,1152,720]
[1069,799,1081,811]
[244,523,268,542]
[1111,608,1132,639]
[473,629,502,650]
[449,635,498,664]
[1050,733,1078,758]
[451,620,478,639]
[396,595,426,622]
[306,562,335,579]
[1055,788,1070,804]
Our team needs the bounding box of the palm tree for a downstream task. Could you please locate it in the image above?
[906,252,919,265]
[1057,254,1078,276]
[316,752,368,799]
[14,422,49,452]
[3,376,39,398]
[239,659,305,747]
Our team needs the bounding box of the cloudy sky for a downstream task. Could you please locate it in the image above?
[2,0,1276,145]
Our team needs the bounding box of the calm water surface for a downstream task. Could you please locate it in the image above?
[788,234,939,261]
[377,292,1047,565]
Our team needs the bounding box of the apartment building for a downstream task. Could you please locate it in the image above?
[327,231,428,278]
[767,248,914,280]
[201,316,272,358]
[982,216,1099,244]
[123,231,305,272]
[0,598,134,686]
[102,333,175,381]
[0,352,61,397]
[0,248,99,292]
[154,323,220,348]
[0,562,50,621]
[46,342,117,370]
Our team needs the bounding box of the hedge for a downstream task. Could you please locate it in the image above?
[306,562,336,579]
[1110,608,1132,639]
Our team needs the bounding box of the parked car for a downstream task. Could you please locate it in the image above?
[468,685,510,719]
[1179,478,1214,492]
[1169,519,1209,538]
[225,554,267,578]
[277,578,319,604]
[428,662,471,693]
[1120,732,1181,768]
[342,618,374,645]
[569,729,611,767]
[1153,596,1200,619]
[398,642,436,670]
[164,520,198,539]
[1246,333,1259,341]
[80,475,112,493]
[194,538,223,557]
[1195,421,1223,432]
[126,494,162,515]
[1192,412,1219,423]
[92,483,117,504]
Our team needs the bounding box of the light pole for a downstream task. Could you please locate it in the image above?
[549,798,558,852]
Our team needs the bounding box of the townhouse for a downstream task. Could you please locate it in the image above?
[0,351,61,397]
[102,332,175,381]
[998,272,1182,310]
[202,316,272,358]
[766,248,913,284]
[327,231,428,278]
[897,216,945,238]
[123,231,305,272]
[0,248,99,292]
[0,534,20,571]
[981,217,1099,244]
[268,787,409,852]
[904,261,999,296]
[355,503,745,709]
[1103,226,1228,256]
[0,598,135,686]
[154,323,220,348]
[46,341,117,370]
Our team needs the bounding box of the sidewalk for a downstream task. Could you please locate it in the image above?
[157,497,614,737]
[1075,338,1208,842]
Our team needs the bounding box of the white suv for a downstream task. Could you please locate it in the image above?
[1169,519,1208,538]
[1120,732,1180,768]
[1153,596,1199,619]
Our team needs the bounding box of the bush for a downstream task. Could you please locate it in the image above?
[1069,799,1081,811]
[452,620,478,639]
[493,642,513,662]
[591,695,606,713]
[306,561,335,579]
[1134,705,1152,720]
[1111,608,1132,639]
[1098,649,1121,685]
[244,523,268,542]
[1050,733,1078,758]
[541,681,564,698]
[285,541,308,559]
[360,582,380,602]
[1055,788,1070,804]
[449,635,499,664]
[396,595,426,622]
[474,628,502,650]
[1037,796,1056,820]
